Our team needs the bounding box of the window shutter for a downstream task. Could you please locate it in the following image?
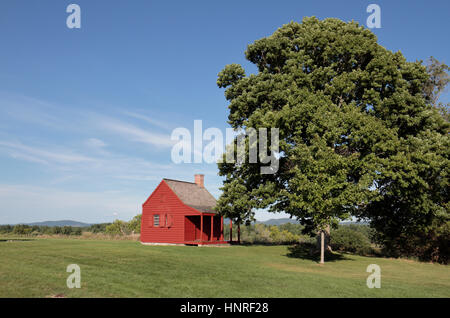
[168,215,173,228]
[148,215,153,228]
[162,213,167,227]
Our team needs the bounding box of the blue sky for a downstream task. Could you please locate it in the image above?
[0,0,449,224]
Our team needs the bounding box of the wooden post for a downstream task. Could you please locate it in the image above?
[210,215,214,241]
[220,216,223,241]
[200,214,203,244]
[229,219,233,242]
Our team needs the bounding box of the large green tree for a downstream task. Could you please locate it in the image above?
[215,176,256,243]
[216,17,449,263]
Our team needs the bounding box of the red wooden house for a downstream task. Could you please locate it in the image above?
[140,174,228,246]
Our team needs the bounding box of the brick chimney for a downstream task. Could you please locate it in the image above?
[194,174,204,188]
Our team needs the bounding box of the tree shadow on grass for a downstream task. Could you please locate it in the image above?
[286,243,351,263]
[0,238,35,242]
[233,241,287,246]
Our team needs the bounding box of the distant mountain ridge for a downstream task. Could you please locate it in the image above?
[224,218,368,226]
[223,218,299,225]
[258,218,369,226]
[257,218,300,225]
[14,220,92,227]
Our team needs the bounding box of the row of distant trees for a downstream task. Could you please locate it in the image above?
[0,215,142,237]
[0,223,110,236]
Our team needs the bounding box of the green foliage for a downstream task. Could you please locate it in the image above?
[86,223,111,233]
[268,226,301,244]
[0,225,14,234]
[375,218,450,264]
[127,214,142,234]
[6,224,82,236]
[342,223,376,241]
[424,56,449,109]
[216,177,256,227]
[105,220,130,236]
[61,226,73,235]
[330,226,373,255]
[217,64,246,88]
[13,224,32,235]
[424,57,449,122]
[217,17,449,262]
[1,215,140,238]
[105,215,142,236]
[224,223,313,245]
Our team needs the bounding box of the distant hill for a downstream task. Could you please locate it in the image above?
[223,218,299,225]
[340,220,369,225]
[257,218,299,225]
[258,219,369,226]
[24,220,92,227]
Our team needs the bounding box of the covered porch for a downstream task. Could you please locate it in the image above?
[184,214,228,245]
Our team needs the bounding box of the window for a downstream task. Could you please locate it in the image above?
[154,214,160,227]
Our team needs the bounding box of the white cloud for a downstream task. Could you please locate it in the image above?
[8,151,49,165]
[0,92,79,131]
[85,138,107,149]
[100,118,176,148]
[0,141,95,164]
[0,138,184,186]
[114,174,161,181]
[122,111,172,130]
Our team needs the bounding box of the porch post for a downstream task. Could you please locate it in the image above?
[210,215,214,242]
[229,219,233,242]
[200,214,203,244]
[220,216,223,241]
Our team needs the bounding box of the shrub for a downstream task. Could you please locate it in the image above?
[376,219,450,264]
[127,214,141,234]
[87,223,111,233]
[330,226,373,255]
[12,224,32,235]
[105,220,130,235]
[269,226,301,244]
[226,223,312,244]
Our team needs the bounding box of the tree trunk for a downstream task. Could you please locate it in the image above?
[320,230,325,264]
[325,225,332,252]
[317,225,331,264]
[237,223,241,244]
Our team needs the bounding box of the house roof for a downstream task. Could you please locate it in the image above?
[163,178,217,213]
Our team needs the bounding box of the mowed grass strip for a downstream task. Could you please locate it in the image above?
[0,238,448,297]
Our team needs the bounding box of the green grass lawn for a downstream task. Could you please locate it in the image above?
[0,238,448,297]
